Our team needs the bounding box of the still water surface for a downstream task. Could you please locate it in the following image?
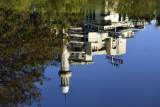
[34,23,160,107]
[1,0,160,107]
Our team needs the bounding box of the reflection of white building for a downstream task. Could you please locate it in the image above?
[106,38,126,56]
[58,28,128,95]
[59,71,72,94]
[60,46,70,71]
[58,6,147,95]
[86,8,130,30]
[58,1,148,98]
[67,10,146,65]
[85,32,109,55]
[68,28,128,66]
[85,1,146,31]
[59,46,72,95]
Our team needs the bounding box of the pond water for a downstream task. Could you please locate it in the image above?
[32,23,160,107]
[1,0,160,107]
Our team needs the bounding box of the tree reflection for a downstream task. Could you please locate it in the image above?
[0,7,63,106]
[0,57,47,106]
[0,1,87,106]
[1,0,160,106]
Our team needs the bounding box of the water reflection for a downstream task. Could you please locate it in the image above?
[1,0,160,106]
[0,57,49,106]
[58,6,147,97]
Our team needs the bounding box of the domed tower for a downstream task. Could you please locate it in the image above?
[59,45,72,97]
[59,71,72,94]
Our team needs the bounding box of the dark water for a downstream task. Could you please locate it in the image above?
[1,0,160,107]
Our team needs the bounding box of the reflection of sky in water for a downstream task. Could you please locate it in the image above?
[34,23,160,107]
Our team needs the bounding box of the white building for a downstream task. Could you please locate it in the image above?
[106,38,126,56]
[67,27,128,66]
[85,1,146,31]
[59,45,72,95]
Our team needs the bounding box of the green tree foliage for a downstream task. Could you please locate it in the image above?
[0,8,62,106]
[1,0,160,106]
[105,0,160,25]
[0,0,99,105]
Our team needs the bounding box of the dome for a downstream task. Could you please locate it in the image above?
[62,86,69,94]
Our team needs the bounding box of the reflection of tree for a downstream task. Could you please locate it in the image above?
[113,0,160,25]
[0,8,63,60]
[0,1,90,105]
[98,0,160,27]
[155,15,160,28]
[1,0,160,105]
[0,8,63,106]
[0,56,47,106]
[2,0,160,27]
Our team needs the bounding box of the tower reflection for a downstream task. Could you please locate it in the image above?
[59,45,72,97]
